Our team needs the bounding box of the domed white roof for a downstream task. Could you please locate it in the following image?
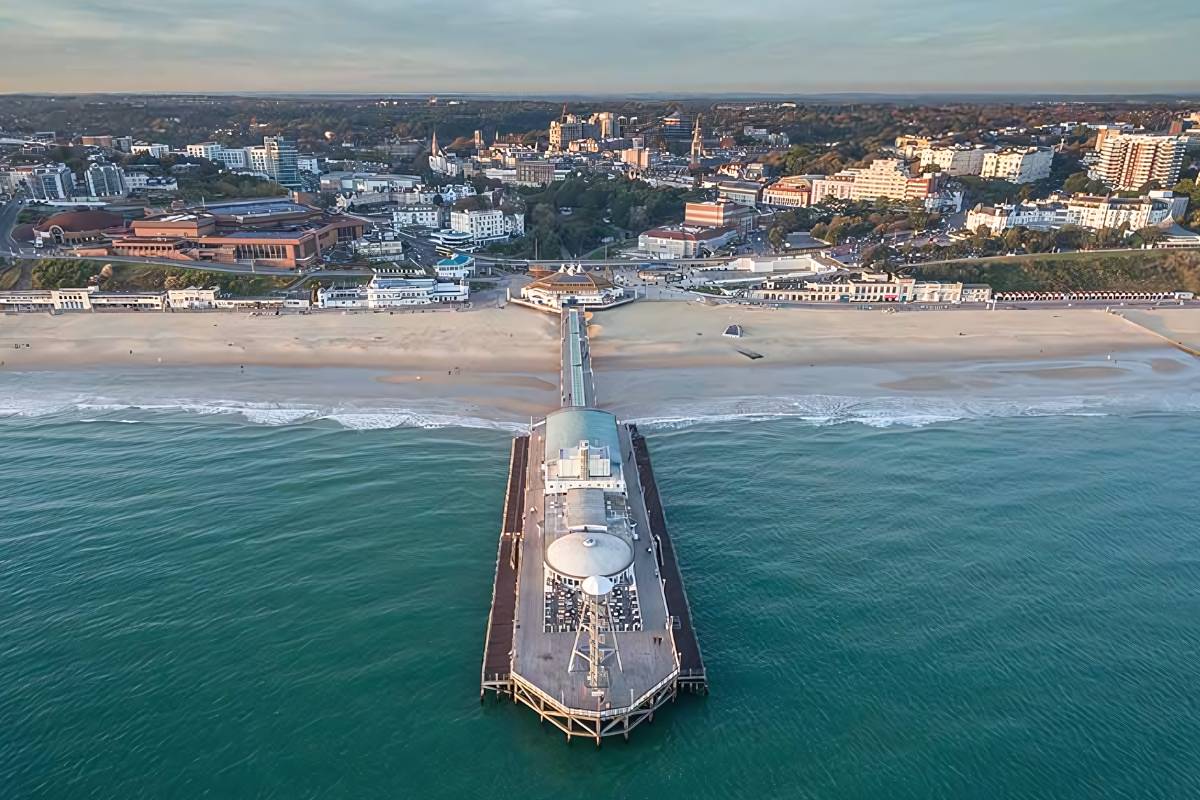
[546,532,633,580]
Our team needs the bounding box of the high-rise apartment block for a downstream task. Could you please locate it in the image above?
[1095,133,1187,191]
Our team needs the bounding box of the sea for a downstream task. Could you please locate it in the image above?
[3,371,1200,799]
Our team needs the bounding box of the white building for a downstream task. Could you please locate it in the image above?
[124,172,178,192]
[450,208,525,243]
[368,275,467,305]
[434,254,476,279]
[354,239,407,261]
[130,142,170,158]
[213,148,250,170]
[297,155,325,174]
[84,162,126,198]
[186,142,223,160]
[919,144,993,176]
[762,175,819,208]
[980,147,1054,184]
[392,206,444,228]
[19,164,76,200]
[166,287,218,309]
[965,191,1186,235]
[316,275,468,308]
[751,272,992,304]
[516,265,627,311]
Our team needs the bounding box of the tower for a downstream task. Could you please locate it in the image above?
[474,129,484,151]
[430,130,441,156]
[569,575,623,695]
[690,114,704,167]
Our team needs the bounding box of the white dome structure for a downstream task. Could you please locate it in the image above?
[581,574,614,598]
[546,532,633,581]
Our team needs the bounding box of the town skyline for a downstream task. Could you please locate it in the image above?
[3,0,1198,95]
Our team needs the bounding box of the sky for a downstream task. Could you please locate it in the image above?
[1,0,1197,95]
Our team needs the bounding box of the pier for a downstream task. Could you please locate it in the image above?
[481,307,706,743]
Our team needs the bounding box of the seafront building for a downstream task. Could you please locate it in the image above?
[964,190,1187,235]
[750,271,993,304]
[315,273,468,308]
[513,265,628,312]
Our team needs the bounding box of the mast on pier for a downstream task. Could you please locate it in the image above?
[569,575,622,695]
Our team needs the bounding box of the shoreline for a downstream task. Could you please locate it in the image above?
[3,303,1199,429]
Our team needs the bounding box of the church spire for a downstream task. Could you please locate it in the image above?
[430,130,441,156]
[690,114,704,166]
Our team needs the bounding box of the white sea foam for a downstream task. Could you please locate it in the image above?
[3,386,1198,432]
[625,392,1199,430]
[0,392,528,433]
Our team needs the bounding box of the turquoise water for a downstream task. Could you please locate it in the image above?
[3,410,1200,798]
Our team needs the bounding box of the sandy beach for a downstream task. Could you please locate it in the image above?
[3,302,1198,425]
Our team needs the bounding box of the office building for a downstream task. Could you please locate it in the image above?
[213,147,249,170]
[264,136,301,188]
[25,164,76,200]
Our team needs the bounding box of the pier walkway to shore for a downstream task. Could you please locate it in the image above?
[560,308,596,408]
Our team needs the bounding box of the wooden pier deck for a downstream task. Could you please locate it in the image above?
[630,424,707,691]
[480,435,528,694]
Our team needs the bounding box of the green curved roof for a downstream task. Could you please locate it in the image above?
[544,407,621,467]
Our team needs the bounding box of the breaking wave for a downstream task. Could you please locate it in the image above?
[0,395,528,433]
[626,392,1200,430]
[3,390,1198,433]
